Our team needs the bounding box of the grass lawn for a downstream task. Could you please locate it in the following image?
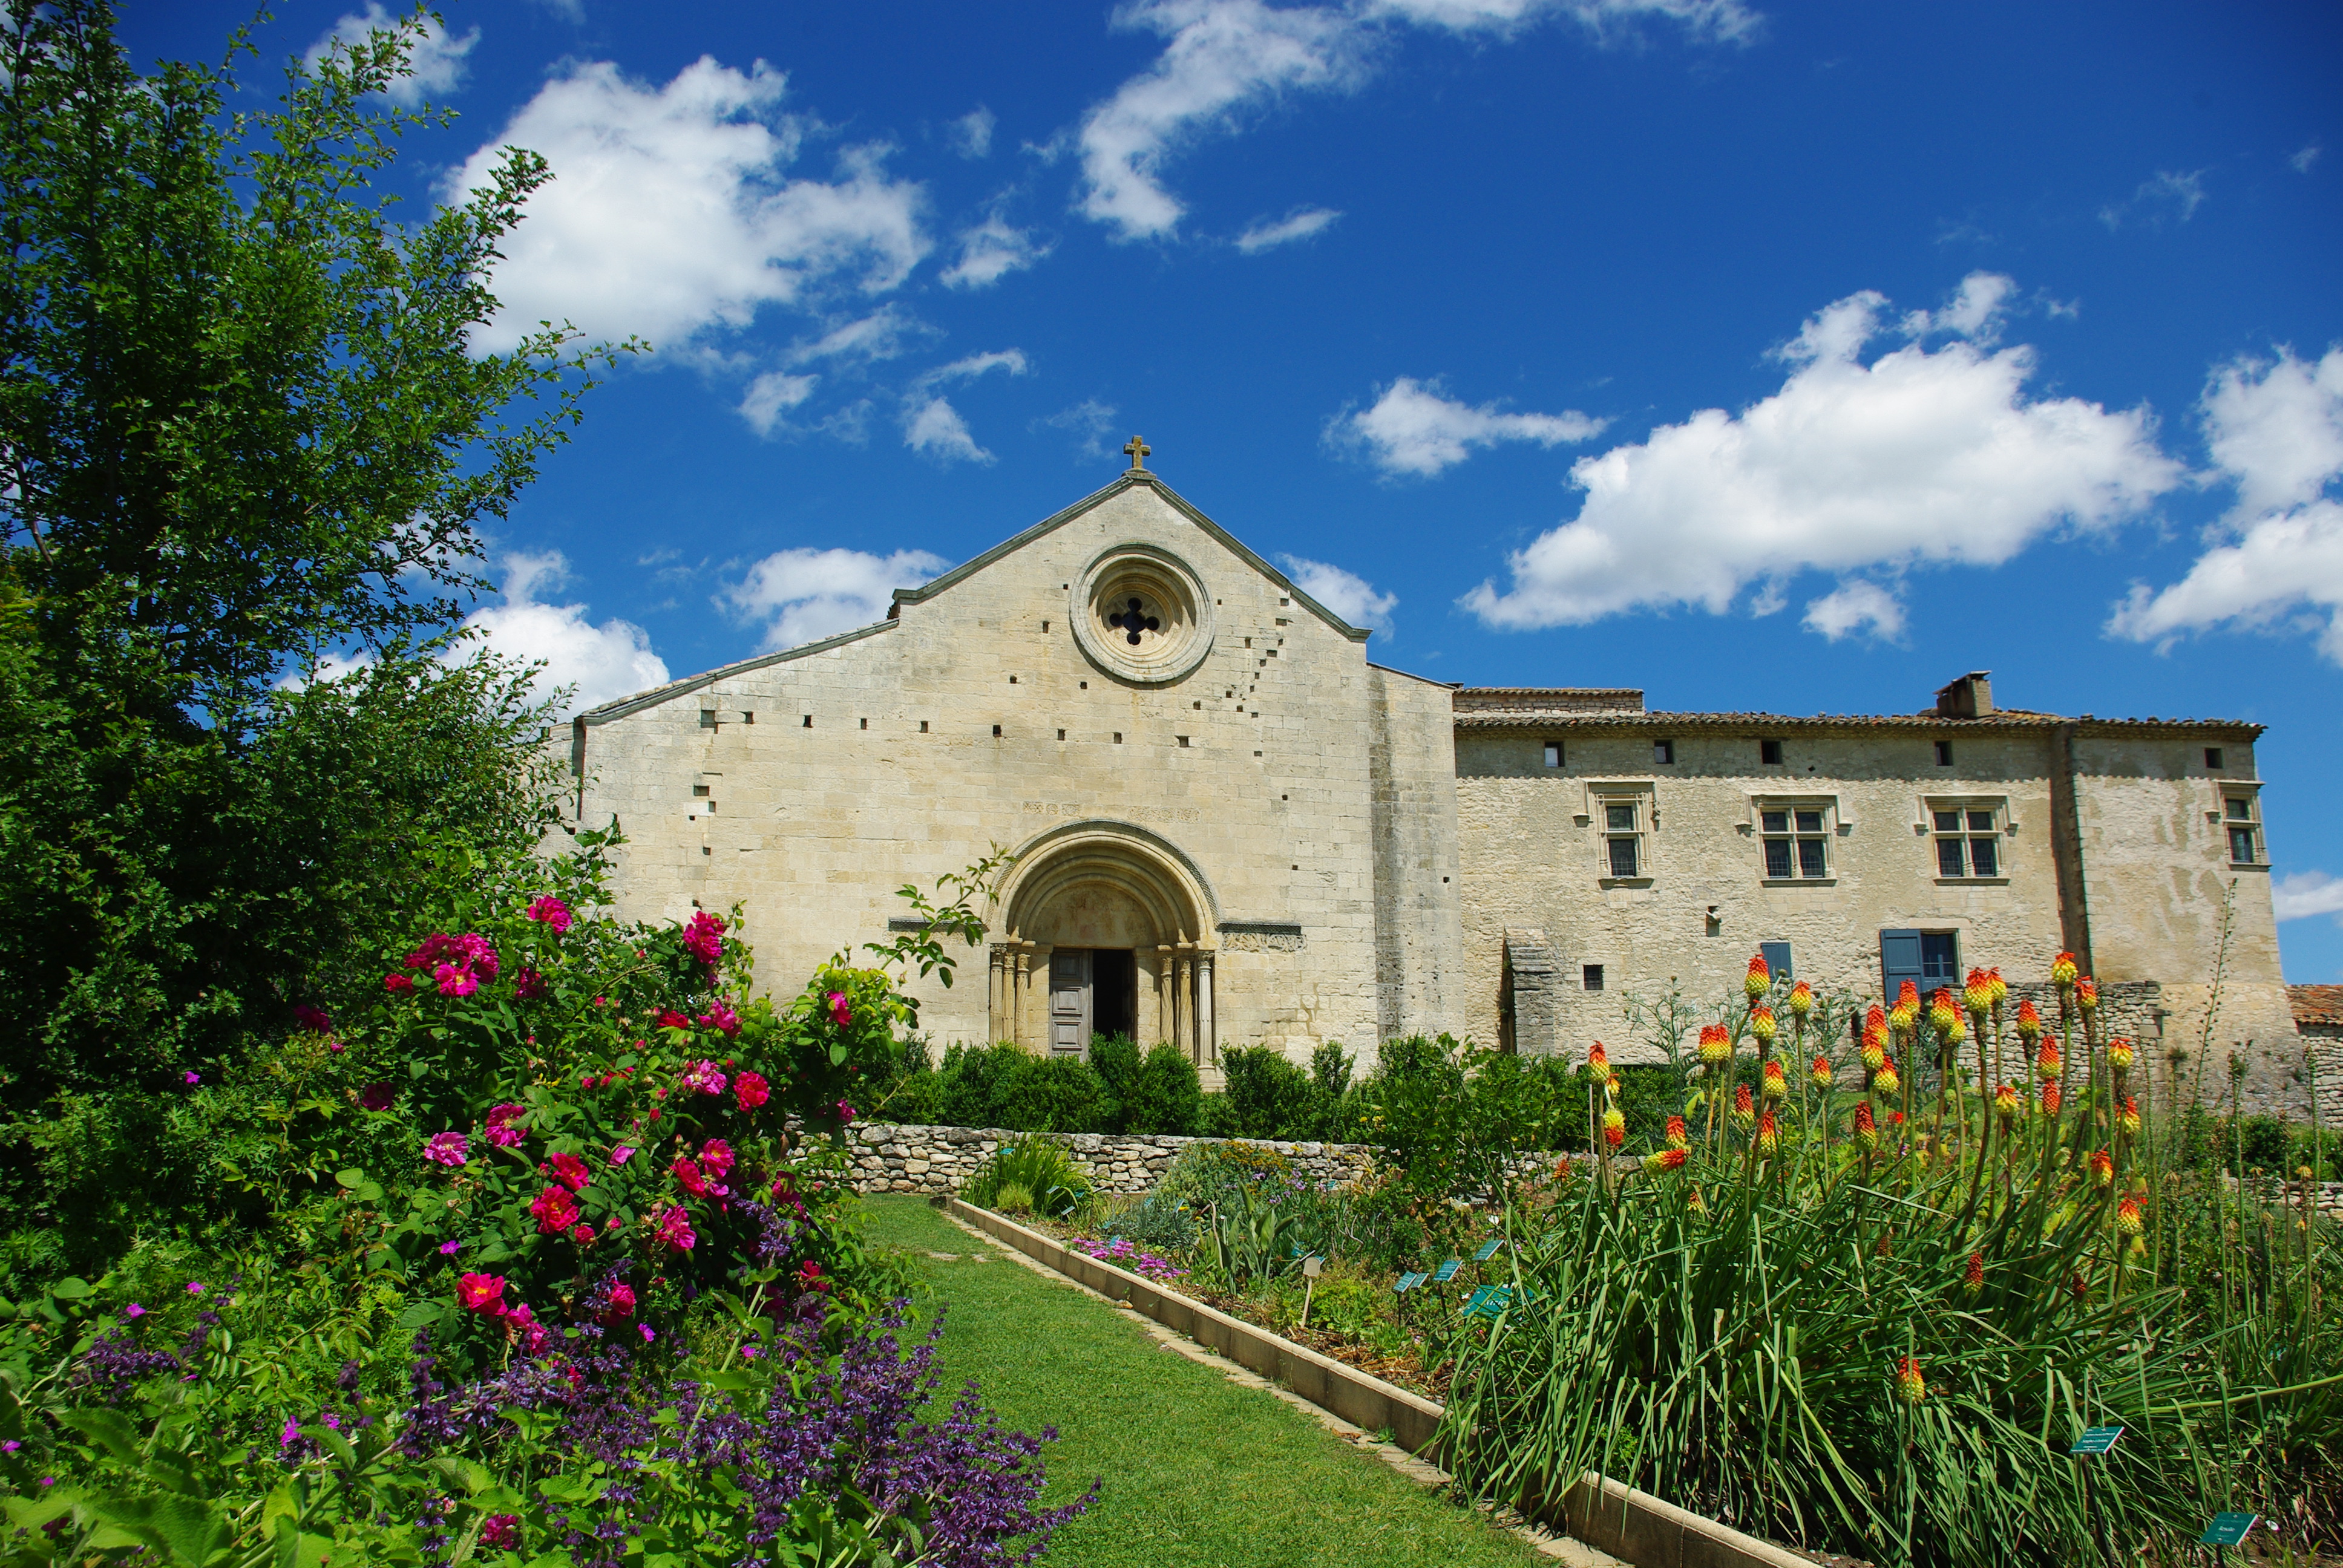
[857,1195,1547,1568]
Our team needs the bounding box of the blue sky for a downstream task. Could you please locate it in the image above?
[129,1,2343,978]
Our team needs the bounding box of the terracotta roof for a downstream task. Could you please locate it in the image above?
[1452,696,2261,736]
[2294,985,2343,1028]
[1455,687,1645,714]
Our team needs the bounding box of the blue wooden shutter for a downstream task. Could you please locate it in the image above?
[1760,941,1793,982]
[1879,929,1925,1003]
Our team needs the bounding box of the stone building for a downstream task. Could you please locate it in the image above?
[565,457,2307,1114]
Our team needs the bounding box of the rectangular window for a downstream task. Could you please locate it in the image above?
[1760,739,1784,765]
[1654,739,1675,765]
[1582,964,1604,991]
[1544,740,1564,768]
[2204,746,2224,769]
[1758,803,1830,878]
[1935,740,1954,766]
[1759,940,1792,981]
[1921,932,1959,984]
[1599,795,1644,879]
[2224,794,2262,863]
[1930,802,2005,879]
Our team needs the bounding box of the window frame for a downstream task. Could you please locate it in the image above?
[2223,789,2265,866]
[1542,740,1564,769]
[1653,738,1676,766]
[1926,796,2010,882]
[1588,782,1656,884]
[1752,795,1837,883]
[1759,737,1784,766]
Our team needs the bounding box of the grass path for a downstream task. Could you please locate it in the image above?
[857,1195,1547,1568]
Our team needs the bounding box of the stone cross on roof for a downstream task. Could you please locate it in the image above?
[1122,434,1150,472]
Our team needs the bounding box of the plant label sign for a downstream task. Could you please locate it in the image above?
[2069,1426,2124,1455]
[1434,1259,1463,1282]
[2200,1514,2256,1547]
[1302,1255,1323,1278]
[1473,1240,1505,1261]
[1394,1272,1427,1293]
[1462,1285,1512,1319]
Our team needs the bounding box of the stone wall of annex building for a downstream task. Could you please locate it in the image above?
[568,476,1417,1062]
[1366,663,1466,1047]
[1455,724,2073,1063]
[2066,733,2303,1115]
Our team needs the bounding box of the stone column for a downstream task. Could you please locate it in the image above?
[1197,950,1216,1063]
[1175,946,1195,1063]
[1155,945,1173,1046]
[1011,947,1032,1048]
[988,947,1006,1042]
[1022,944,1054,1050]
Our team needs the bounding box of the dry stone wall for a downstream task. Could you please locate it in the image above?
[838,1121,1380,1196]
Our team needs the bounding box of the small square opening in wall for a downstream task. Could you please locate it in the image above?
[741,711,753,724]
[1057,729,1066,741]
[1177,735,1190,746]
[1935,740,1954,766]
[919,720,928,733]
[692,785,709,797]
[2205,746,2224,769]
[992,724,1002,737]
[701,846,711,857]
[1654,739,1675,765]
[1543,740,1564,768]
[1582,964,1604,991]
[802,714,812,728]
[859,717,868,730]
[1113,732,1124,743]
[1761,738,1784,765]
[1009,675,1018,684]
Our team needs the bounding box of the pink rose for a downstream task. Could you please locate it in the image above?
[483,1103,528,1148]
[827,991,851,1028]
[434,962,478,998]
[457,1273,506,1314]
[681,1059,728,1097]
[525,896,573,935]
[424,1131,469,1168]
[545,1152,592,1192]
[696,1000,741,1037]
[733,1072,770,1111]
[359,1083,394,1112]
[529,1185,580,1235]
[293,1004,332,1034]
[670,1157,715,1198]
[609,1145,636,1166]
[514,967,546,1002]
[603,1282,636,1320]
[700,1138,735,1180]
[384,973,415,995]
[571,1223,596,1245]
[654,1205,696,1252]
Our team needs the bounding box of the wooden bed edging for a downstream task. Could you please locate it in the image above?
[946,1200,1817,1568]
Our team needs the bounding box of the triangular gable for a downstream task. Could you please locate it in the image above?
[891,472,1371,645]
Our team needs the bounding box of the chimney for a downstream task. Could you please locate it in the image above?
[1934,671,1994,719]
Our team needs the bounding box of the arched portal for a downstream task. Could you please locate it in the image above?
[988,823,1217,1062]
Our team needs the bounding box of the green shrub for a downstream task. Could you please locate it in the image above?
[1000,1054,1111,1132]
[1122,1043,1204,1134]
[1088,1033,1144,1128]
[1198,1091,1242,1138]
[1220,1046,1317,1138]
[994,1180,1035,1215]
[965,1134,1092,1217]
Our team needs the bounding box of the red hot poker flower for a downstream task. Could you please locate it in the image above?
[1896,1356,1926,1405]
[1745,953,1770,999]
[1644,1148,1688,1174]
[1665,1114,1688,1150]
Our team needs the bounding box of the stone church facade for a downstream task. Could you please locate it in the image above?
[566,462,2309,1115]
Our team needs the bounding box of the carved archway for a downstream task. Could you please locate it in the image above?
[986,822,1218,1061]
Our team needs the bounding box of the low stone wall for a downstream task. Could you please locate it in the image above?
[840,1122,1381,1196]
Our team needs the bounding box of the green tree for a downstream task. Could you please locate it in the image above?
[0,1,626,1231]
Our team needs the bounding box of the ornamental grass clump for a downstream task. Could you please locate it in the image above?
[1440,947,2343,1568]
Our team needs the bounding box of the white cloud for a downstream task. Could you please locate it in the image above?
[940,215,1051,288]
[2291,143,2322,174]
[1328,376,1607,476]
[1236,206,1342,252]
[2108,347,2343,664]
[1070,0,1752,241]
[724,546,951,650]
[1277,554,1397,635]
[787,305,928,367]
[1461,284,2184,629]
[1901,270,2017,344]
[948,107,997,158]
[1802,579,1905,642]
[902,397,993,464]
[918,349,1030,386]
[2275,871,2343,926]
[307,3,479,106]
[1075,0,1369,242]
[2099,168,2207,230]
[448,58,928,354]
[738,371,818,436]
[1038,398,1121,459]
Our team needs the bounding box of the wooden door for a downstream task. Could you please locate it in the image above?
[1049,949,1090,1056]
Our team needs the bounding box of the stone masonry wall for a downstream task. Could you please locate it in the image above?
[841,1121,1380,1196]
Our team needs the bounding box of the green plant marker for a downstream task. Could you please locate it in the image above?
[1434,1259,1463,1282]
[1472,1239,1504,1261]
[1461,1285,1512,1319]
[2200,1514,2255,1547]
[2068,1425,2123,1454]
